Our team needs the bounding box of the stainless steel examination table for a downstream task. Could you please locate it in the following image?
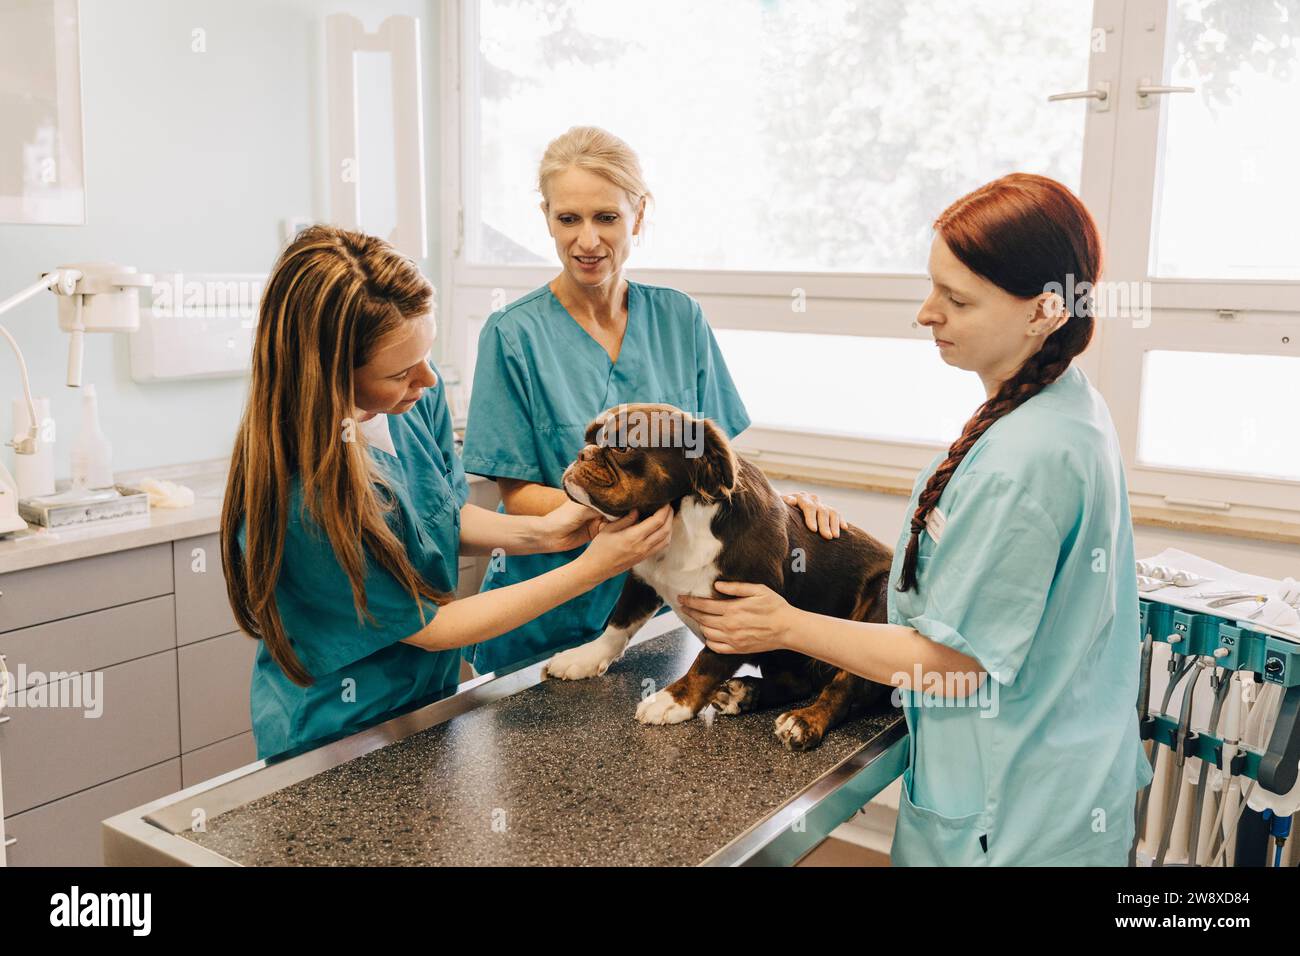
[103,616,907,866]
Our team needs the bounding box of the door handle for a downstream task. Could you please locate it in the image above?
[1137,77,1196,108]
[1048,80,1111,112]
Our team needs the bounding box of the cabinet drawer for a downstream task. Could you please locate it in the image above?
[4,759,180,867]
[0,596,175,676]
[0,650,180,815]
[0,543,173,634]
[178,632,256,752]
[181,731,257,789]
[174,533,239,645]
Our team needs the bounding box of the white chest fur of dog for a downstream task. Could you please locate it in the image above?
[632,496,722,632]
[543,496,722,682]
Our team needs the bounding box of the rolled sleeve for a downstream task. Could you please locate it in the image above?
[906,471,1062,686]
[462,319,545,482]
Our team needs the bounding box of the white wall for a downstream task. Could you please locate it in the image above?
[0,0,440,477]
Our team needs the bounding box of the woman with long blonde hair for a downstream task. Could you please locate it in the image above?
[222,225,671,758]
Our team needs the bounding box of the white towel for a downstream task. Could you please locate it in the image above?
[1138,547,1300,642]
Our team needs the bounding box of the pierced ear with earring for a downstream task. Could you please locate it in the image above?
[1034,292,1067,336]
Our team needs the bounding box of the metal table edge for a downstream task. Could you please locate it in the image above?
[102,615,908,867]
[699,717,907,867]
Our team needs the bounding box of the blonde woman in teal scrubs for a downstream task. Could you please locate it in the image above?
[462,126,841,677]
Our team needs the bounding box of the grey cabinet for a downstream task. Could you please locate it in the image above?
[177,631,256,753]
[0,650,180,816]
[0,595,174,678]
[0,485,506,865]
[0,543,171,634]
[0,532,255,866]
[174,532,238,645]
[4,760,180,867]
[181,732,256,789]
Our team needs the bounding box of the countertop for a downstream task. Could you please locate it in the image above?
[0,460,230,576]
[0,459,489,576]
[172,624,902,866]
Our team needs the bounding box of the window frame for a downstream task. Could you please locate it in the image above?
[440,0,1300,524]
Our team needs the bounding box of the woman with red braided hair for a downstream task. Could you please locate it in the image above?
[678,173,1153,866]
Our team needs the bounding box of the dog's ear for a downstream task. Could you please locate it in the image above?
[689,418,739,502]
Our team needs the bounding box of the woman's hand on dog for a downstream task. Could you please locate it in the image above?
[676,581,798,654]
[579,504,674,578]
[538,499,606,552]
[783,491,842,539]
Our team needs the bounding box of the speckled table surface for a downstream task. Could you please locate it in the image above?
[182,627,900,866]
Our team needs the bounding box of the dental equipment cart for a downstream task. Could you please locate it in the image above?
[1136,552,1300,867]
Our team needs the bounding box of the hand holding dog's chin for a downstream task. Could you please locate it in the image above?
[576,504,673,580]
[535,500,602,553]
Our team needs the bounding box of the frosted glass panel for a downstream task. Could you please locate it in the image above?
[714,330,985,445]
[1151,0,1300,280]
[474,0,1092,272]
[1138,351,1300,481]
[0,0,85,224]
[355,51,398,242]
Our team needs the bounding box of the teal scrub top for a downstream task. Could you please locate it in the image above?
[241,366,468,760]
[460,280,751,674]
[886,364,1154,866]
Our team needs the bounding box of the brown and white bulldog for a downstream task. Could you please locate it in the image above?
[544,403,895,751]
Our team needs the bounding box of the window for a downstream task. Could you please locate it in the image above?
[445,0,1300,524]
[1150,0,1300,281]
[471,0,1093,272]
[715,330,984,445]
[1138,350,1300,482]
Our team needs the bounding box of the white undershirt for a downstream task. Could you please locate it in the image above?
[358,413,397,458]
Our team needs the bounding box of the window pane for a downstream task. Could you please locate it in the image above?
[1151,0,1300,280]
[714,330,985,444]
[475,0,1093,272]
[1138,351,1300,482]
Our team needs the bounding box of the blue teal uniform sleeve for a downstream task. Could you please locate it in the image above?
[275,506,443,678]
[461,319,544,483]
[692,302,751,439]
[421,361,469,507]
[904,471,1063,686]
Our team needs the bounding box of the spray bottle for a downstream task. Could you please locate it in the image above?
[69,384,113,490]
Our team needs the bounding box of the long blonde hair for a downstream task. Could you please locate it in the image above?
[221,225,451,687]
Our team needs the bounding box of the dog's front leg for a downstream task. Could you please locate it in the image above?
[636,647,740,725]
[544,574,662,680]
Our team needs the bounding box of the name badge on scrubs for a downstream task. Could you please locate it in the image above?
[924,506,947,544]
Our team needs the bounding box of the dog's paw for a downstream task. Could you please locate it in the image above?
[544,642,620,681]
[636,689,695,725]
[774,711,825,752]
[710,678,756,716]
